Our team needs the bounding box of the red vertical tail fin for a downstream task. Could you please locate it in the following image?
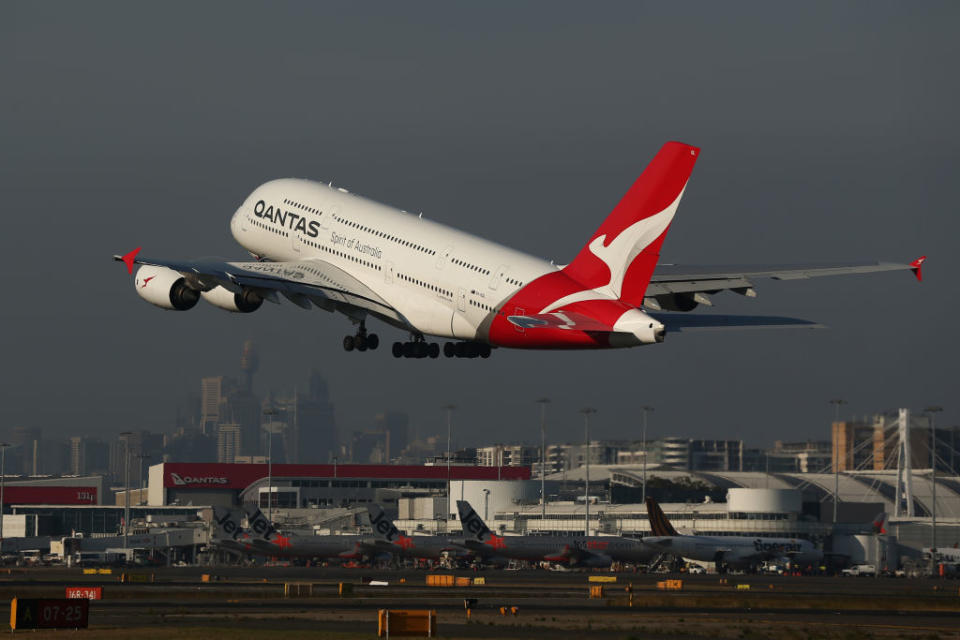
[562,142,699,307]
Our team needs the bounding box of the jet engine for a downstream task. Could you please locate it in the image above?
[652,293,699,312]
[201,285,264,313]
[134,265,200,311]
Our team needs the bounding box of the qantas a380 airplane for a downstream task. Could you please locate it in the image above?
[115,142,923,358]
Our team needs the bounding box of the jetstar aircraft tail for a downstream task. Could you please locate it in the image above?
[561,141,699,307]
[211,506,248,543]
[871,512,888,535]
[645,497,681,537]
[457,500,494,543]
[367,504,403,544]
[242,502,280,542]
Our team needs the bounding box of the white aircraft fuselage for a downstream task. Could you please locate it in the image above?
[645,534,822,568]
[229,178,554,342]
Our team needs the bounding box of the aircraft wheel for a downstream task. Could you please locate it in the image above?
[402,342,416,358]
[479,344,491,358]
[428,343,440,359]
[356,335,368,351]
[392,342,403,358]
[343,335,355,352]
[367,333,379,350]
[443,342,456,358]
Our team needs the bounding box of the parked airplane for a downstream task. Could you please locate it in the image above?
[366,503,471,562]
[644,497,822,573]
[457,500,653,567]
[215,503,374,562]
[114,142,924,358]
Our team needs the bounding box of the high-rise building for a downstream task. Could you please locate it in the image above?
[200,376,225,436]
[832,414,933,472]
[652,437,691,469]
[351,430,386,464]
[689,439,743,471]
[36,439,70,475]
[200,375,261,455]
[374,412,409,460]
[217,424,242,464]
[108,431,164,484]
[240,339,259,394]
[9,426,41,448]
[70,436,110,476]
[163,429,217,463]
[476,444,537,467]
[765,440,832,473]
[286,371,338,464]
[109,432,141,483]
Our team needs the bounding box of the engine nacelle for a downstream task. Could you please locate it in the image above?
[201,286,264,313]
[653,293,699,312]
[134,265,200,311]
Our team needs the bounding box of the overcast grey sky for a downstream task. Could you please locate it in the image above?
[2,1,957,449]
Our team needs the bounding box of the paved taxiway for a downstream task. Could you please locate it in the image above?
[0,567,957,639]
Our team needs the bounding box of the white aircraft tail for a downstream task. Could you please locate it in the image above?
[242,502,279,541]
[457,500,493,543]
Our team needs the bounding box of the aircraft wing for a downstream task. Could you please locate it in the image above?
[113,250,406,325]
[645,258,925,304]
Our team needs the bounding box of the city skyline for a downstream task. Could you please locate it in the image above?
[1,343,954,475]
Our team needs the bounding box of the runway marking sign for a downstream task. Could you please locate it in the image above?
[66,586,102,600]
[10,598,89,630]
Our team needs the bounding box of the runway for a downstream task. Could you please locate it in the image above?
[1,567,957,639]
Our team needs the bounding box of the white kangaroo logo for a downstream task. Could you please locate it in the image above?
[540,186,685,314]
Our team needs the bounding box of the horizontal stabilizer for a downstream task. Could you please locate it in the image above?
[650,312,823,332]
[507,311,613,332]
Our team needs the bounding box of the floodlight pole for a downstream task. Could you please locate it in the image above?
[119,431,133,550]
[536,398,550,527]
[0,443,9,554]
[262,407,277,523]
[443,405,456,524]
[829,399,847,524]
[925,405,943,560]
[580,408,596,537]
[640,406,654,505]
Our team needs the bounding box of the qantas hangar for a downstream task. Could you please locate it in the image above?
[147,462,532,514]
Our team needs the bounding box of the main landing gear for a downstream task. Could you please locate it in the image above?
[443,341,491,359]
[391,340,492,359]
[343,323,379,352]
[392,340,440,359]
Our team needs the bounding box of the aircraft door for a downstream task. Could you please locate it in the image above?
[319,202,333,230]
[291,226,301,253]
[490,265,508,290]
[457,287,467,312]
[385,261,395,284]
[437,246,452,270]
